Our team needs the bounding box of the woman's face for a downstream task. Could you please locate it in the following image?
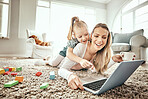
[91,27,108,51]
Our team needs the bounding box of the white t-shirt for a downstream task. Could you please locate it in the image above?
[58,42,115,80]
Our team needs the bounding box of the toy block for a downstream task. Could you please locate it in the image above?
[4,71,10,75]
[9,67,15,71]
[9,68,12,72]
[4,80,19,87]
[0,68,5,75]
[36,72,42,76]
[4,68,9,72]
[40,83,49,89]
[50,71,55,80]
[15,76,24,82]
[11,73,17,76]
[16,67,22,72]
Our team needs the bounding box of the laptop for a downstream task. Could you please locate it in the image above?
[82,60,145,95]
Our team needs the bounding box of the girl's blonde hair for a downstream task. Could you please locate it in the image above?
[91,23,112,74]
[67,17,87,40]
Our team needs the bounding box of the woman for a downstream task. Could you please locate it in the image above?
[58,23,122,90]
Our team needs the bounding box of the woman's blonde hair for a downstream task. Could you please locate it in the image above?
[91,23,112,74]
[67,16,87,40]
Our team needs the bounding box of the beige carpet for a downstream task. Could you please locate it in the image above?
[0,58,148,99]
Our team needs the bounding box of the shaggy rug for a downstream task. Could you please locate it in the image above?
[0,58,147,99]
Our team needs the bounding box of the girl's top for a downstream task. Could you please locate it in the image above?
[59,38,79,57]
[58,41,115,80]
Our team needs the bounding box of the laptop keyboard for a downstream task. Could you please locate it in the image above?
[83,79,107,91]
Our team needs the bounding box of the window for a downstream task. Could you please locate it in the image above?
[49,2,96,54]
[36,0,50,35]
[113,0,148,37]
[36,1,105,55]
[135,4,148,30]
[122,0,138,13]
[122,12,133,32]
[0,0,10,38]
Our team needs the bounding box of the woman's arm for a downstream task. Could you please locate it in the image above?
[107,55,123,68]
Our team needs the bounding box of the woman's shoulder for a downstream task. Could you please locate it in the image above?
[75,42,87,48]
[73,42,88,53]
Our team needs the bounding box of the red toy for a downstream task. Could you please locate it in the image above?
[4,71,10,75]
[9,68,12,72]
[11,73,17,76]
[36,72,42,76]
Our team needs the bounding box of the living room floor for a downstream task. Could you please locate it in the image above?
[0,57,148,99]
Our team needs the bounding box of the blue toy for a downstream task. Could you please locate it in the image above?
[50,71,55,80]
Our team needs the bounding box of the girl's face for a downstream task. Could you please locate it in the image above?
[91,27,108,51]
[74,27,89,44]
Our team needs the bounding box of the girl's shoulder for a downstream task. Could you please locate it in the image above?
[69,38,79,43]
[67,38,79,48]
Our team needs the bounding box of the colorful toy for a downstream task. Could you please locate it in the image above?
[11,73,17,76]
[16,67,22,72]
[0,68,5,75]
[4,68,9,72]
[50,71,55,80]
[36,72,42,76]
[15,76,24,82]
[9,68,12,72]
[4,71,10,75]
[40,83,49,89]
[9,67,15,71]
[4,80,19,87]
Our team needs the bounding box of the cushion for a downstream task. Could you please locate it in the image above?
[113,29,144,43]
[111,43,131,52]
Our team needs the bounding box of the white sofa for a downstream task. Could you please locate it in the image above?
[111,29,148,60]
[26,29,53,59]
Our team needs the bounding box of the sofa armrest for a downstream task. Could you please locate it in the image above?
[130,35,147,47]
[26,38,36,44]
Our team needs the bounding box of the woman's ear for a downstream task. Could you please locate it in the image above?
[90,33,93,39]
[73,32,76,38]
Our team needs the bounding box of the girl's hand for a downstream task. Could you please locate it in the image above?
[68,74,84,90]
[112,55,123,62]
[80,59,94,69]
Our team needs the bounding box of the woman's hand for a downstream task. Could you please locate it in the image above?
[80,59,94,69]
[71,64,83,70]
[68,74,84,90]
[112,55,123,62]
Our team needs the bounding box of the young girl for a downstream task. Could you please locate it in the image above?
[35,17,93,68]
[58,23,122,90]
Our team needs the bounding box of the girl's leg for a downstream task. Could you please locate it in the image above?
[48,54,64,66]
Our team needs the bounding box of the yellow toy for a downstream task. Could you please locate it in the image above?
[9,67,15,71]
[0,68,5,75]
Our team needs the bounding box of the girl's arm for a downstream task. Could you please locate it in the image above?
[66,47,82,63]
[67,47,93,68]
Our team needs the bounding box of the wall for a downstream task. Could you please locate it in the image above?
[0,0,37,57]
[54,0,106,24]
[19,0,37,39]
[106,0,128,31]
[55,0,106,9]
[0,0,106,57]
